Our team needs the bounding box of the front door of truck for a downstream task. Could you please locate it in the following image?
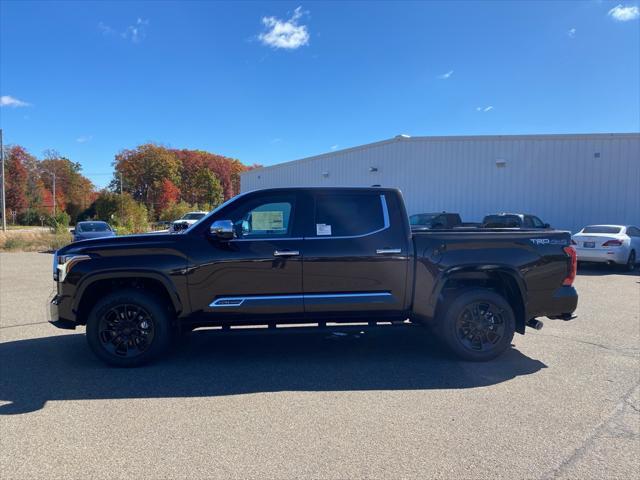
[302,190,410,318]
[187,192,304,320]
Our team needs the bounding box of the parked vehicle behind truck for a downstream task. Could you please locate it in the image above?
[572,224,639,271]
[483,213,550,229]
[50,187,578,366]
[410,212,480,231]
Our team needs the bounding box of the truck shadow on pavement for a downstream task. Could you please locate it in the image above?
[0,328,546,415]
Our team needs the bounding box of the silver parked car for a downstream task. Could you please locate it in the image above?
[572,225,640,271]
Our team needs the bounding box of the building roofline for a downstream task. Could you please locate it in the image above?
[242,132,640,175]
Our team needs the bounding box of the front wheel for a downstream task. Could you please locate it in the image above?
[86,289,172,367]
[437,289,515,362]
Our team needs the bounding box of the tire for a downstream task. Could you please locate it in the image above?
[437,288,515,362]
[86,289,173,367]
[625,250,636,272]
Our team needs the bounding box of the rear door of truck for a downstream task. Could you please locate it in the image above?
[302,189,411,317]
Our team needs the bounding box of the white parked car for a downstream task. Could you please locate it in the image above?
[169,211,208,233]
[572,225,640,271]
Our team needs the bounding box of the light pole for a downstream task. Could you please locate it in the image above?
[52,172,56,217]
[42,168,57,216]
[1,128,6,232]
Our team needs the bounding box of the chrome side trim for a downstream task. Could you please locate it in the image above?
[230,237,304,242]
[305,292,392,299]
[380,194,390,228]
[209,292,393,308]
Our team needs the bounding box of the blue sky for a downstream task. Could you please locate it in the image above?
[1,0,639,188]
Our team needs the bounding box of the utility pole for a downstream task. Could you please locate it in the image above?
[52,172,56,217]
[0,128,6,232]
[120,172,124,222]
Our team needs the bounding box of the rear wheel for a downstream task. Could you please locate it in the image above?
[625,250,636,272]
[86,289,172,367]
[437,289,515,361]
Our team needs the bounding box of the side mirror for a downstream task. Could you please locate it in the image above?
[210,220,235,240]
[543,223,550,228]
[70,229,75,234]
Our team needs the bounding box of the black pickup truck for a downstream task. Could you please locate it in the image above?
[50,187,578,366]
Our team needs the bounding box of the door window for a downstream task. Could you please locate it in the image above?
[523,216,534,228]
[314,193,386,237]
[531,216,545,228]
[231,199,294,239]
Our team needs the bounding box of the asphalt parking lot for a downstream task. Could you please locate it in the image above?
[0,252,638,479]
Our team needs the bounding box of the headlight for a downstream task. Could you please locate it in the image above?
[55,254,91,282]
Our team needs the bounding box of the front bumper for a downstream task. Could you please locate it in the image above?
[49,294,77,330]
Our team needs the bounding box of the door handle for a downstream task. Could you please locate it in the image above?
[273,250,300,257]
[376,248,402,255]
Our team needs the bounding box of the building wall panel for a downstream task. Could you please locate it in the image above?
[241,134,640,233]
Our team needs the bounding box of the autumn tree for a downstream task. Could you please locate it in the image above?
[112,144,181,211]
[39,151,95,219]
[172,149,248,201]
[157,179,180,213]
[3,146,29,213]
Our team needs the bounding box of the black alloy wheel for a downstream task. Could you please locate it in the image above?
[438,288,516,362]
[455,301,506,353]
[98,304,156,358]
[86,289,172,367]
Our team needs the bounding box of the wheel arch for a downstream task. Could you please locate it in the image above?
[73,271,183,325]
[434,266,527,334]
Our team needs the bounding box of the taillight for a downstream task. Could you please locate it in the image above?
[602,240,623,247]
[563,246,577,286]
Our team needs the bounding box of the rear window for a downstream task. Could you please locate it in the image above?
[483,215,521,228]
[77,222,110,232]
[582,226,621,234]
[182,213,206,220]
[410,214,439,226]
[315,193,385,237]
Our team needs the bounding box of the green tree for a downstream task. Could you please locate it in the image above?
[159,200,194,222]
[194,169,223,208]
[112,144,181,211]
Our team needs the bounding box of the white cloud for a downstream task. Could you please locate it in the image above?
[438,70,454,79]
[124,18,149,43]
[568,27,577,38]
[99,18,149,43]
[330,144,339,150]
[259,6,309,49]
[0,95,31,107]
[476,105,494,112]
[98,22,115,35]
[76,135,93,143]
[608,4,640,21]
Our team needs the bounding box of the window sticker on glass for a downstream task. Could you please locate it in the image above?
[252,211,284,231]
[316,223,332,236]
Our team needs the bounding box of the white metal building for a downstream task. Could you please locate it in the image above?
[241,133,640,233]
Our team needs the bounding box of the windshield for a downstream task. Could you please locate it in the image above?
[182,213,207,220]
[581,226,622,234]
[410,214,439,226]
[77,222,110,232]
[483,215,521,227]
